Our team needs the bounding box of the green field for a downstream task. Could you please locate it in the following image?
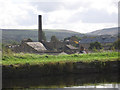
[2,51,119,65]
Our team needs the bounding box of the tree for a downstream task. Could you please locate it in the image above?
[50,36,59,50]
[89,41,102,50]
[113,39,120,50]
[42,31,46,41]
[50,35,59,42]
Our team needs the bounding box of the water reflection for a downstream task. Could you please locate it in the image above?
[65,84,119,88]
[2,73,120,89]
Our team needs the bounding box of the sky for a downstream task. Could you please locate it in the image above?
[0,0,119,33]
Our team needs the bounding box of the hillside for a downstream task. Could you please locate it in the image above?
[86,27,119,36]
[1,27,119,44]
[1,29,83,44]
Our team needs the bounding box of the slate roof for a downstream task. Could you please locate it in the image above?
[66,45,78,50]
[79,37,117,44]
[25,42,47,51]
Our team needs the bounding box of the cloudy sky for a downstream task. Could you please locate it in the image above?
[0,0,118,33]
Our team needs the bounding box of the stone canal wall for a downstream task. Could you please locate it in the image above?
[2,60,119,78]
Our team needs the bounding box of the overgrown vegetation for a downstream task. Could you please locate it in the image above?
[2,51,119,65]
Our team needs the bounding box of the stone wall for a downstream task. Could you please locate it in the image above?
[2,60,119,78]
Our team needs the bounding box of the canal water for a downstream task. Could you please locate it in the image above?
[2,73,120,89]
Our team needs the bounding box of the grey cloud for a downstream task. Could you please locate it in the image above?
[62,2,92,10]
[30,1,91,12]
[69,9,117,23]
[16,1,118,27]
[30,2,63,12]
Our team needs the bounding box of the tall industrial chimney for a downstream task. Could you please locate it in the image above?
[38,15,42,42]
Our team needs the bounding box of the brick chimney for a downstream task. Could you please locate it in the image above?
[38,15,42,42]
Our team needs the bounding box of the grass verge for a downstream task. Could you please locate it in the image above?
[2,51,119,65]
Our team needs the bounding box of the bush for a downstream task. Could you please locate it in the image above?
[93,47,98,52]
[89,42,102,50]
[2,47,13,56]
[113,39,120,50]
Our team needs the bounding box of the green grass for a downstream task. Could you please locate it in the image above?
[2,51,119,65]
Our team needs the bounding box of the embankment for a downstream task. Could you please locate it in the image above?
[2,60,119,78]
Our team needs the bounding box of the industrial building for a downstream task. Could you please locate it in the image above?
[9,15,78,54]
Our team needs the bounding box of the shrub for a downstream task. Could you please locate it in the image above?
[113,39,120,50]
[89,41,102,50]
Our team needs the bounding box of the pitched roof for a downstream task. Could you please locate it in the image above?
[66,45,78,50]
[25,42,47,51]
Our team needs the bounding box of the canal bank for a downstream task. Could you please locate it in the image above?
[2,60,119,78]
